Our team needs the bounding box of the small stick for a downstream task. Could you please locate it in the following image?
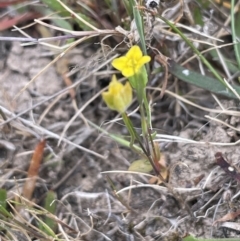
[22,139,46,200]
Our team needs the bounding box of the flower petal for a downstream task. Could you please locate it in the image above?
[122,67,135,78]
[126,45,142,60]
[102,92,115,110]
[111,74,118,83]
[113,94,126,113]
[112,57,128,71]
[109,75,124,95]
[122,82,132,108]
[138,56,151,66]
[102,75,132,113]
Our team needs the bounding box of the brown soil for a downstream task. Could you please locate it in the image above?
[1,33,240,241]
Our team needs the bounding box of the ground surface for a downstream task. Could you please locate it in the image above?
[1,12,240,240]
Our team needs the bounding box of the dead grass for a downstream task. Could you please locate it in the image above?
[0,0,240,240]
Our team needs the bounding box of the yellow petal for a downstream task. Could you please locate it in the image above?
[122,82,132,107]
[115,82,132,113]
[102,92,115,110]
[126,45,142,60]
[111,74,118,83]
[102,75,122,110]
[122,67,135,78]
[112,57,128,71]
[102,75,132,113]
[109,75,124,95]
[138,56,151,66]
[113,94,126,113]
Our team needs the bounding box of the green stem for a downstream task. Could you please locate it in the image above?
[139,104,148,136]
[143,90,152,129]
[87,119,142,152]
[122,112,146,153]
[122,112,159,176]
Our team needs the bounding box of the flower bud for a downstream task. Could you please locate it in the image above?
[102,75,132,113]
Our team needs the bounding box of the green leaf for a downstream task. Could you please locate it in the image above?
[193,7,204,26]
[39,191,57,234]
[42,0,93,30]
[41,0,73,31]
[75,13,95,31]
[231,0,240,69]
[183,234,240,241]
[0,189,7,209]
[38,217,57,238]
[168,60,240,99]
[0,205,11,218]
[210,49,239,74]
[86,118,143,152]
[0,189,11,219]
[41,0,67,14]
[122,0,132,18]
[43,9,73,31]
[128,159,153,173]
[129,0,147,56]
[183,234,198,241]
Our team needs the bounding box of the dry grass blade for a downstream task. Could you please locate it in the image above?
[148,87,240,116]
[1,0,240,239]
[214,210,240,225]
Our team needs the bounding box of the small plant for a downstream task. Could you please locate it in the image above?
[102,45,167,179]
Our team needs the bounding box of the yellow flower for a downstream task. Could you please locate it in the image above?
[102,75,132,113]
[112,45,151,78]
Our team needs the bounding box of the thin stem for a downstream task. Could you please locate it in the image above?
[143,90,152,129]
[122,112,159,176]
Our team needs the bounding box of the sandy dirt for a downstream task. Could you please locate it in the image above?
[0,35,240,241]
